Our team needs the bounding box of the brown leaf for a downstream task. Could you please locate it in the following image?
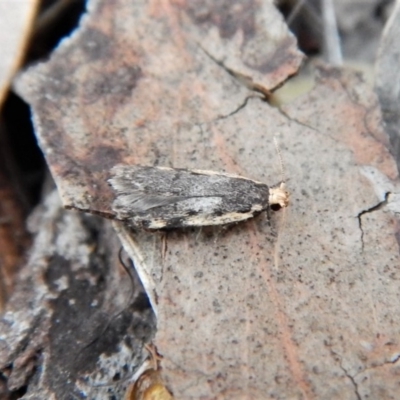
[9,0,400,399]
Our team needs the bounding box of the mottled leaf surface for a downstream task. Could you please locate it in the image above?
[9,0,400,399]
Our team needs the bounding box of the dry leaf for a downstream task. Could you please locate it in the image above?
[0,191,155,399]
[2,0,399,399]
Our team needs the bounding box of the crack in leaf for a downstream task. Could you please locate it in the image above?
[354,353,400,377]
[357,192,390,250]
[339,364,362,400]
[277,107,319,132]
[213,96,253,121]
[197,43,273,96]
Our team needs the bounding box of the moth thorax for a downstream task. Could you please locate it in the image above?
[269,182,289,208]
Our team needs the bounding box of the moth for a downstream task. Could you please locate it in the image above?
[108,165,289,230]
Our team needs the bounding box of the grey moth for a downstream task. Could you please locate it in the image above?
[108,165,289,230]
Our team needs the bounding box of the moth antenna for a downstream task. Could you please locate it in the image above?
[274,136,286,184]
[272,137,289,270]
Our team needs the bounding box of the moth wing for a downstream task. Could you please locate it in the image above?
[109,165,270,228]
[114,191,190,212]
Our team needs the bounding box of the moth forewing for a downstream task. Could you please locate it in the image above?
[109,165,288,229]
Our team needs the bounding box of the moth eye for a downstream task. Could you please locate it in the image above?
[270,203,282,212]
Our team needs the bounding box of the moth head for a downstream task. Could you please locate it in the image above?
[269,182,289,210]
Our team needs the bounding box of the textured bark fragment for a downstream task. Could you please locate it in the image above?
[0,191,155,399]
[10,0,400,399]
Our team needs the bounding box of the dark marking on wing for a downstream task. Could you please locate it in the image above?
[109,165,271,229]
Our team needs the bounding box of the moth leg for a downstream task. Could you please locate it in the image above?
[161,232,168,262]
[195,227,203,242]
[144,343,163,370]
[266,206,272,227]
[266,207,279,237]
